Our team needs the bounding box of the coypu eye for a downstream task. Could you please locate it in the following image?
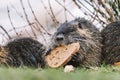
[78,23,82,29]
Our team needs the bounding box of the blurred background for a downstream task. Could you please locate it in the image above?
[0,0,119,46]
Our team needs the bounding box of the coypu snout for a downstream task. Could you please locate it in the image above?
[55,34,65,45]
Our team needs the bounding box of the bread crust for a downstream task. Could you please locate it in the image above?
[45,43,80,68]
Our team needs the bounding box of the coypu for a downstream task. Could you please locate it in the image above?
[47,18,102,67]
[101,21,120,65]
[0,37,46,68]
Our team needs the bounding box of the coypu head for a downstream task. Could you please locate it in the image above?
[52,18,100,47]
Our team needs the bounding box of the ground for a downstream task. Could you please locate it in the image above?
[0,66,120,80]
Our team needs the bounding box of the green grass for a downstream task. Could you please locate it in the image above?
[0,66,120,80]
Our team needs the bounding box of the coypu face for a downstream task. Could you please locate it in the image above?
[52,18,92,47]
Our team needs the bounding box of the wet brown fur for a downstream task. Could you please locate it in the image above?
[0,38,46,68]
[101,21,120,64]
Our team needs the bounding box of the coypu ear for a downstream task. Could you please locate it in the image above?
[74,17,82,29]
[78,23,82,29]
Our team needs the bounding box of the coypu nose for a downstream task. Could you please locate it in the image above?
[56,35,64,41]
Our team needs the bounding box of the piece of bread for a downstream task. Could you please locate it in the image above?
[114,62,120,66]
[45,42,80,68]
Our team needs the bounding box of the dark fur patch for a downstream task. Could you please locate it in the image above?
[101,21,120,64]
[0,38,46,68]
